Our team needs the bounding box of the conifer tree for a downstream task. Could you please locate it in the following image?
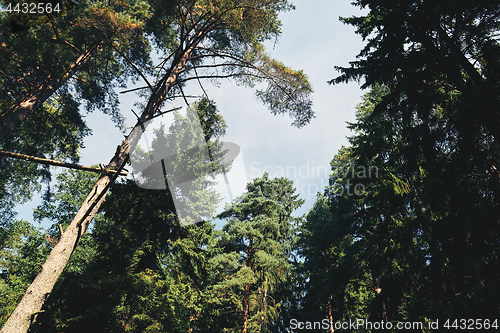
[301,83,500,325]
[206,174,303,332]
[0,0,152,140]
[23,99,224,332]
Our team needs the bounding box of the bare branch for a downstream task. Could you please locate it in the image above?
[194,66,210,99]
[173,72,268,86]
[180,62,255,74]
[178,84,191,107]
[120,85,152,94]
[0,150,128,176]
[110,41,153,92]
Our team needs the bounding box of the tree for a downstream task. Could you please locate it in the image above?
[0,0,152,229]
[0,220,52,327]
[298,191,373,332]
[320,0,500,323]
[0,93,89,226]
[301,82,500,326]
[331,0,500,144]
[206,174,303,332]
[25,99,225,332]
[0,0,152,140]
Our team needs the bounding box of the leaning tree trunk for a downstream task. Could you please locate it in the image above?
[0,40,198,333]
[0,41,103,141]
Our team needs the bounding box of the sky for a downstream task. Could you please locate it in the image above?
[17,0,367,227]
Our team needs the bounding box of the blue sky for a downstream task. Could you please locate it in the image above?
[16,0,367,226]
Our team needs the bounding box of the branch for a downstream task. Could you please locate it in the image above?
[178,84,191,107]
[197,47,312,114]
[179,62,255,74]
[181,47,309,111]
[436,24,485,87]
[150,106,182,121]
[120,85,152,94]
[173,72,268,86]
[151,49,177,71]
[194,66,209,99]
[110,41,153,92]
[0,150,128,176]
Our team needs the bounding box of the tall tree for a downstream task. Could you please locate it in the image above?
[331,0,500,144]
[298,190,373,331]
[322,0,500,323]
[301,82,500,326]
[206,174,303,332]
[0,0,152,226]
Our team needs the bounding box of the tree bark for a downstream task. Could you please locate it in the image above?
[242,234,253,333]
[327,296,334,333]
[0,41,198,333]
[0,150,127,176]
[374,278,388,322]
[0,41,103,141]
[242,283,250,333]
[326,266,334,333]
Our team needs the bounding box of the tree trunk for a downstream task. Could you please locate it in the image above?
[0,41,103,141]
[0,41,197,333]
[374,278,388,322]
[325,266,334,333]
[242,234,254,333]
[242,283,250,333]
[327,296,334,333]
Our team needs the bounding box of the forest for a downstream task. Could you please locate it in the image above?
[0,0,499,332]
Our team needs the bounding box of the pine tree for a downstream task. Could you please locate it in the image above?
[318,0,500,323]
[0,0,152,139]
[25,99,225,332]
[206,174,303,332]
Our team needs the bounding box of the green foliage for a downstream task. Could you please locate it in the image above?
[0,0,152,121]
[205,174,303,332]
[34,169,100,234]
[26,97,227,332]
[332,0,500,142]
[0,93,90,225]
[2,1,499,331]
[300,81,500,327]
[0,0,156,223]
[0,220,52,327]
[315,0,500,324]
